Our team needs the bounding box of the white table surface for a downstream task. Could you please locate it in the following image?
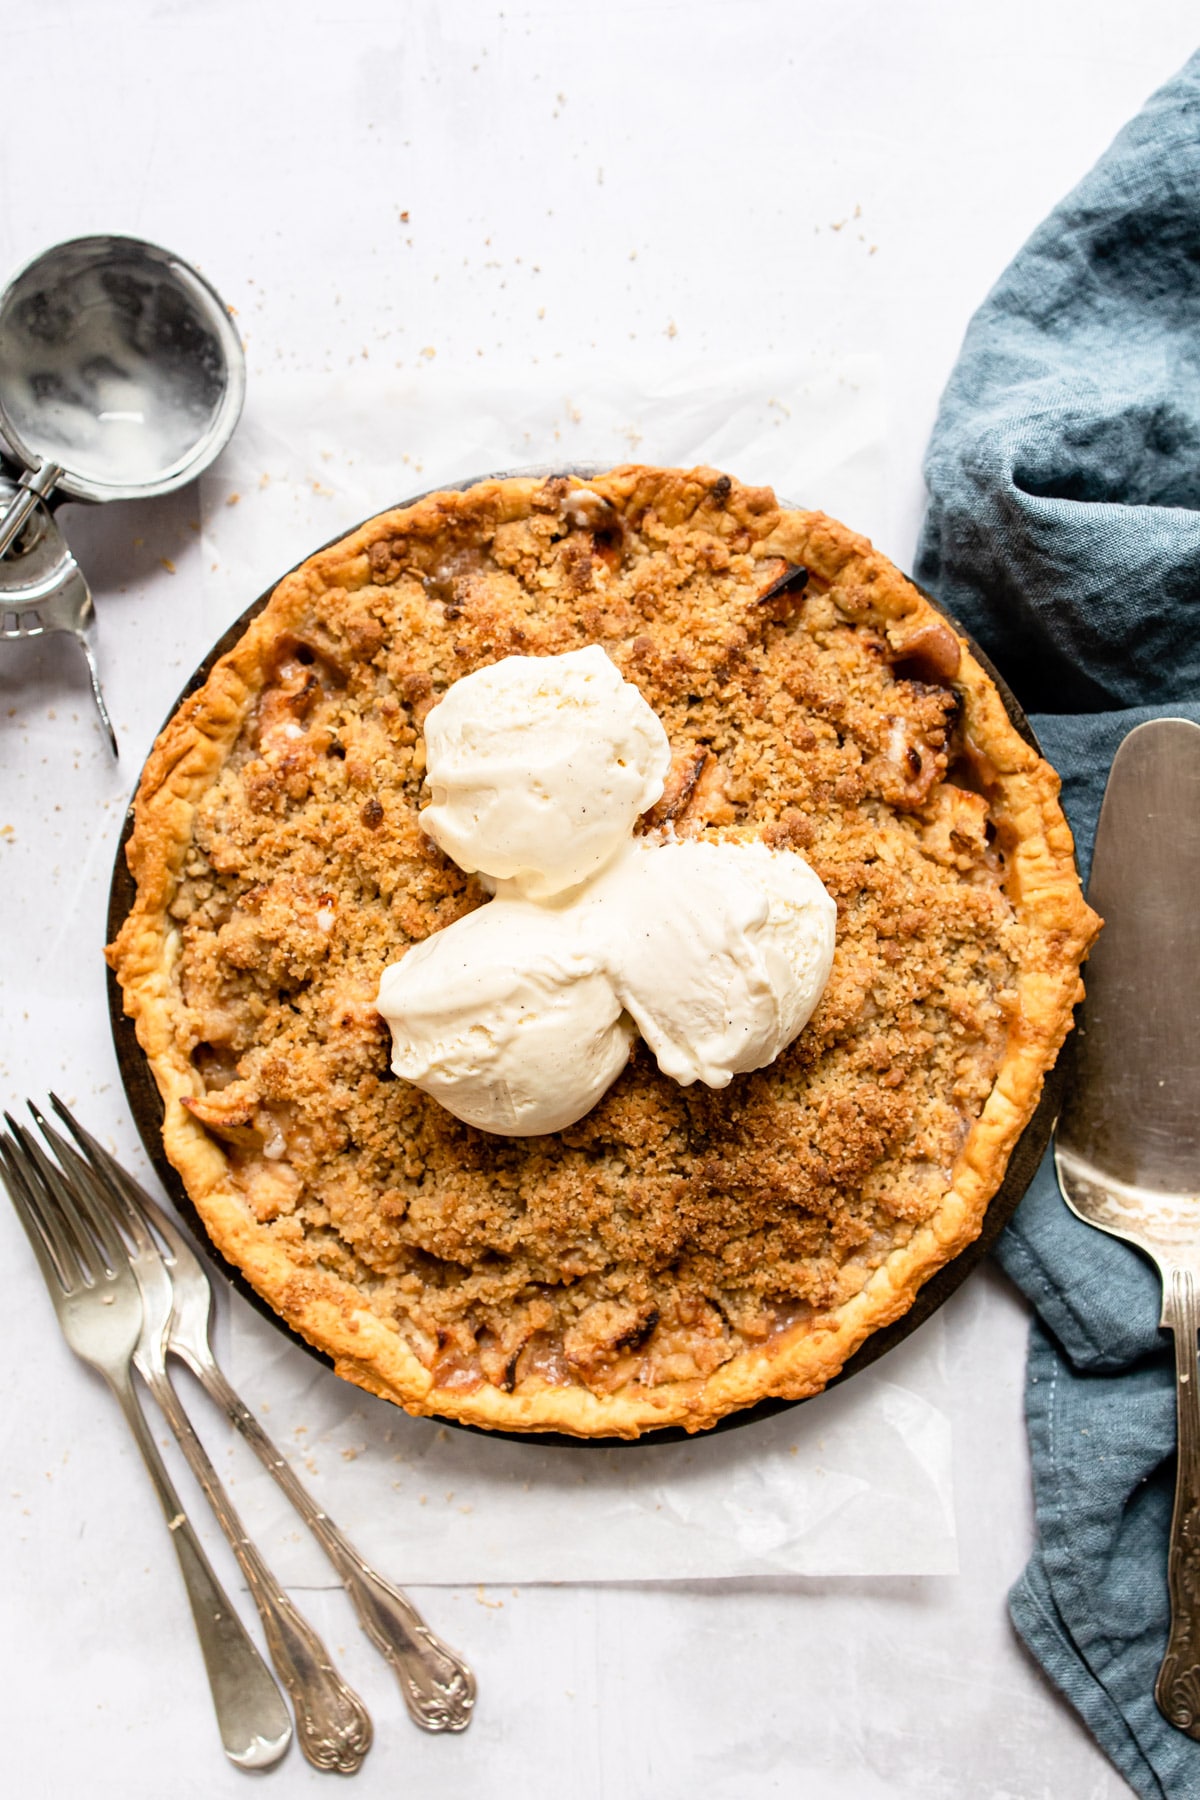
[2,4,1195,1794]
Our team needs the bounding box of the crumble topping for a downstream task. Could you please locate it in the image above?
[160,471,1022,1400]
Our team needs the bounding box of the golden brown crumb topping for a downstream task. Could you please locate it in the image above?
[160,471,1022,1400]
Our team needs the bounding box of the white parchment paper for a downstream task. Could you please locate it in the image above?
[221,1295,954,1585]
[197,356,887,632]
[189,357,957,1584]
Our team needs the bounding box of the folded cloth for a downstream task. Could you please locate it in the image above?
[916,50,1200,1800]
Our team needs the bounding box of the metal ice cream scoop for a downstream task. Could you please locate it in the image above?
[0,235,245,752]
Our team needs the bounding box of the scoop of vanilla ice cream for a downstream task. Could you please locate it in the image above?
[587,839,837,1089]
[377,896,634,1136]
[419,646,671,899]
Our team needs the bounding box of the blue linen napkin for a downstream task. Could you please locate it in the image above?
[916,50,1200,1800]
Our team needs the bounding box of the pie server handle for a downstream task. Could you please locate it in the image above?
[1156,1264,1200,1736]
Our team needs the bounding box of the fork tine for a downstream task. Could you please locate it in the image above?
[51,1093,145,1201]
[8,1118,105,1280]
[1,1122,85,1289]
[30,1103,154,1256]
[0,1133,73,1295]
[6,1115,124,1282]
[41,1126,135,1272]
[50,1093,183,1259]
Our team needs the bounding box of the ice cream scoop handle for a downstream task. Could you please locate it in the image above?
[0,460,62,558]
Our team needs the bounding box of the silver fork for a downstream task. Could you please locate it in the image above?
[50,1096,478,1735]
[0,1118,292,1771]
[28,1104,374,1774]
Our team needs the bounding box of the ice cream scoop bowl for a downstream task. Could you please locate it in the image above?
[0,235,246,750]
[0,234,245,549]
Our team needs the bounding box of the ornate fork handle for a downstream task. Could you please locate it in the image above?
[108,1367,293,1769]
[142,1362,372,1771]
[1156,1265,1200,1736]
[194,1356,475,1732]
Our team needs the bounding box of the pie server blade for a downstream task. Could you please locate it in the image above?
[1055,715,1200,1737]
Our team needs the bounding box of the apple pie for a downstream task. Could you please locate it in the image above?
[108,466,1099,1437]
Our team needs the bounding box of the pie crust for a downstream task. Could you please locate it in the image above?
[108,467,1099,1437]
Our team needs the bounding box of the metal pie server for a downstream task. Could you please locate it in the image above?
[1055,715,1200,1736]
